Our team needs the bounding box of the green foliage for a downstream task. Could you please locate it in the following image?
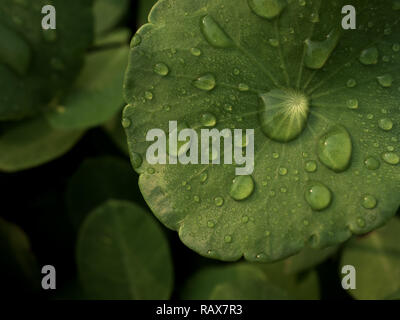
[124,0,400,262]
[76,200,174,300]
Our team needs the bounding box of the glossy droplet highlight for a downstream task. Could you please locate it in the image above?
[154,63,169,76]
[364,156,380,170]
[305,183,332,211]
[377,74,393,88]
[229,175,255,201]
[347,99,359,110]
[382,152,400,165]
[224,235,232,243]
[190,47,202,56]
[304,30,340,70]
[347,79,357,88]
[359,47,379,65]
[201,113,217,127]
[317,125,352,173]
[305,160,317,173]
[378,118,393,131]
[200,15,233,48]
[193,73,216,91]
[121,118,131,128]
[258,89,309,142]
[362,195,377,209]
[247,0,287,20]
[214,197,224,207]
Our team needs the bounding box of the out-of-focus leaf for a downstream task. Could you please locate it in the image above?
[66,156,141,229]
[0,116,84,172]
[0,217,40,295]
[76,200,174,300]
[94,28,131,47]
[341,218,400,300]
[103,113,129,156]
[0,0,93,120]
[181,263,289,300]
[45,43,129,130]
[93,0,129,35]
[138,0,157,26]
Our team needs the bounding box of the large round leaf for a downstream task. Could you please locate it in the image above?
[123,0,400,262]
[76,200,174,300]
[0,0,93,120]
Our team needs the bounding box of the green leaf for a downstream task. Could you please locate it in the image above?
[93,0,129,35]
[341,218,400,300]
[103,113,130,156]
[181,263,290,300]
[76,200,174,300]
[66,156,141,228]
[0,116,84,172]
[138,0,157,26]
[123,0,400,262]
[0,217,40,295]
[0,0,93,120]
[45,43,129,130]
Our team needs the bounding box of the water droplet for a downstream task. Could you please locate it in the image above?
[190,47,202,56]
[359,47,379,65]
[130,34,141,48]
[201,113,217,127]
[131,153,142,169]
[279,167,288,175]
[193,73,216,91]
[233,68,240,75]
[347,78,357,88]
[364,156,380,170]
[145,91,153,100]
[147,167,155,174]
[247,0,287,20]
[200,15,233,48]
[0,24,31,76]
[269,38,279,47]
[194,195,200,202]
[377,74,393,88]
[229,175,255,201]
[305,182,332,211]
[272,152,280,159]
[224,235,232,243]
[357,218,366,228]
[318,125,352,173]
[207,221,215,228]
[154,63,169,76]
[214,197,224,206]
[378,118,393,131]
[393,43,400,52]
[238,83,250,91]
[382,152,399,165]
[305,160,317,173]
[347,99,359,110]
[362,195,377,209]
[121,118,131,128]
[259,89,309,142]
[304,30,340,69]
[241,216,249,223]
[200,172,208,183]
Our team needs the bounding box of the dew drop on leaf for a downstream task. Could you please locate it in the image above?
[193,73,216,91]
[268,38,279,47]
[305,182,332,211]
[214,197,224,207]
[224,235,232,243]
[238,83,250,91]
[258,89,309,142]
[317,125,352,173]
[364,156,380,170]
[200,113,217,127]
[378,118,394,131]
[247,0,287,20]
[382,152,400,165]
[131,153,143,169]
[377,74,393,88]
[347,99,359,110]
[190,47,202,56]
[304,30,340,69]
[279,167,288,176]
[305,160,317,173]
[121,118,131,128]
[362,194,378,209]
[154,63,169,76]
[200,15,233,48]
[229,175,255,201]
[359,47,379,65]
[347,78,357,88]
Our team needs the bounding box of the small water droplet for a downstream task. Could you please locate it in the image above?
[200,15,233,48]
[214,197,224,206]
[299,0,306,6]
[346,99,359,110]
[190,47,202,56]
[193,73,216,91]
[347,78,357,88]
[147,167,155,174]
[238,83,250,91]
[145,91,153,100]
[393,43,400,52]
[269,38,279,47]
[318,125,352,172]
[279,167,288,176]
[382,152,399,165]
[200,113,217,127]
[357,218,366,228]
[304,30,340,69]
[230,175,255,201]
[378,118,393,131]
[362,195,377,209]
[259,89,309,142]
[305,160,317,173]
[224,235,232,243]
[272,152,280,159]
[207,221,215,228]
[377,74,393,88]
[200,172,208,183]
[242,216,249,223]
[121,118,131,128]
[305,182,332,211]
[247,0,288,20]
[364,156,380,170]
[154,63,169,76]
[359,47,379,65]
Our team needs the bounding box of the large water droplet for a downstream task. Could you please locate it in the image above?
[382,152,399,165]
[317,125,352,172]
[359,47,379,65]
[305,182,332,211]
[364,156,380,170]
[0,23,31,76]
[258,89,309,142]
[304,30,340,70]
[154,63,169,76]
[201,113,217,127]
[247,0,288,20]
[377,74,393,87]
[200,15,233,48]
[230,175,255,201]
[362,195,377,209]
[193,73,216,91]
[378,118,393,131]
